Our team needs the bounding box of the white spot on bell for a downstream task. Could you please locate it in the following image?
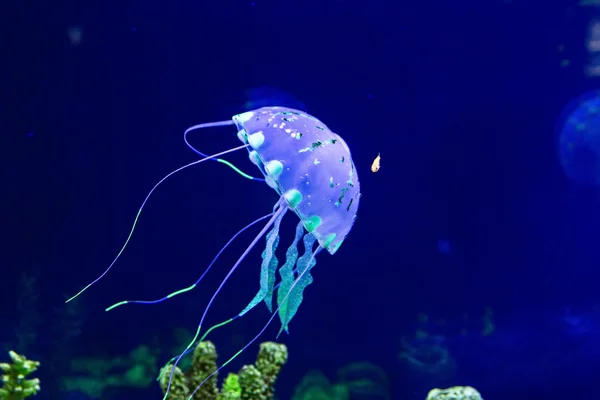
[265,160,283,179]
[248,150,260,166]
[237,111,254,123]
[248,131,265,149]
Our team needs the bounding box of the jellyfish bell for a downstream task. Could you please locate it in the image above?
[233,107,360,254]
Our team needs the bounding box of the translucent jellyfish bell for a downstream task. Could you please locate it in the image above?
[234,107,360,254]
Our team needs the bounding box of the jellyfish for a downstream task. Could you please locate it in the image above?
[66,106,361,399]
[556,90,600,186]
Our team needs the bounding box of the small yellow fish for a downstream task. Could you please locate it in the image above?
[371,153,381,172]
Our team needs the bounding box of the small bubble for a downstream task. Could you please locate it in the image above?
[437,239,453,255]
[67,26,83,45]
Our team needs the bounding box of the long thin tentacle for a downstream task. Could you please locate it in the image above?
[158,258,301,380]
[158,242,301,377]
[184,121,265,182]
[163,199,288,398]
[156,316,239,382]
[65,143,251,304]
[157,200,286,381]
[186,246,321,400]
[105,212,274,311]
[157,256,300,381]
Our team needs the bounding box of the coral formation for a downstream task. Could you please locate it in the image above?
[159,341,287,400]
[292,371,348,400]
[0,351,41,399]
[63,344,158,398]
[426,386,483,400]
[398,338,456,380]
[292,362,389,400]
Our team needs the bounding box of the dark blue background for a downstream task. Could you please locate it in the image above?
[4,0,600,399]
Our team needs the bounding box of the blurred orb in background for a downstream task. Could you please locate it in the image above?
[556,90,600,185]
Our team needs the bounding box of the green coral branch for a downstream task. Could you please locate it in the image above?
[159,341,287,400]
[0,351,41,400]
